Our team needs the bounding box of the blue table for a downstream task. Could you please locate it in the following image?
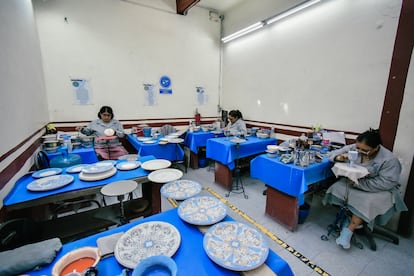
[46,147,99,164]
[206,137,277,189]
[30,209,293,276]
[127,134,184,161]
[250,154,333,230]
[184,131,223,168]
[3,155,156,212]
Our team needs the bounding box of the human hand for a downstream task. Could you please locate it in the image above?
[335,154,348,162]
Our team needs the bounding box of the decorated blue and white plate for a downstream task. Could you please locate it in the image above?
[27,174,74,192]
[66,164,89,174]
[178,196,226,225]
[160,179,202,200]
[115,221,181,269]
[203,221,269,271]
[32,168,63,178]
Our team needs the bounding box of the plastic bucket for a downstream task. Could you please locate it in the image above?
[298,203,310,224]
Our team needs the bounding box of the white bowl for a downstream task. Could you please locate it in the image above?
[257,133,269,139]
[52,246,100,276]
[267,145,279,152]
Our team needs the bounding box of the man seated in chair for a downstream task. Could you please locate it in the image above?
[323,128,407,249]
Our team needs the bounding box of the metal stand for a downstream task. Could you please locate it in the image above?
[225,143,248,199]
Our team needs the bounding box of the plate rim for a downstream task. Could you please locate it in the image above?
[66,164,88,173]
[114,221,181,269]
[141,159,171,171]
[178,196,226,225]
[79,167,117,181]
[32,168,63,178]
[27,174,74,192]
[116,161,141,171]
[203,221,269,271]
[148,168,183,183]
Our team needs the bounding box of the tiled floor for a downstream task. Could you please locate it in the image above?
[160,166,414,276]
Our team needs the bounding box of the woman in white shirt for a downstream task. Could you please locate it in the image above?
[227,110,247,136]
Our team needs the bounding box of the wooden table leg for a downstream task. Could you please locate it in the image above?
[190,151,199,169]
[214,162,233,190]
[150,182,162,214]
[265,186,299,231]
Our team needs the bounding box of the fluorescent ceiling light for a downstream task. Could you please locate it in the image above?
[221,21,264,43]
[266,0,320,25]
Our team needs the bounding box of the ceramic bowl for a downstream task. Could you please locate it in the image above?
[266,145,279,152]
[132,255,177,276]
[51,246,100,276]
[44,140,59,148]
[256,132,269,139]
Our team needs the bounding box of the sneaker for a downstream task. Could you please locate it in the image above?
[336,227,353,249]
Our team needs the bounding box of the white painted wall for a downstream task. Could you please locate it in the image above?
[0,0,49,156]
[221,0,413,208]
[33,0,221,121]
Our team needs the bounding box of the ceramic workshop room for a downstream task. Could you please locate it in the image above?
[1,0,414,275]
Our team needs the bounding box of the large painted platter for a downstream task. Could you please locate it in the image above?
[141,159,171,171]
[115,221,181,269]
[116,161,141,171]
[27,174,74,192]
[203,221,269,271]
[82,163,114,174]
[79,167,117,181]
[160,179,202,200]
[148,169,183,184]
[178,196,226,225]
[32,168,62,178]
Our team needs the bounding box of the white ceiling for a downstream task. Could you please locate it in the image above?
[196,0,245,13]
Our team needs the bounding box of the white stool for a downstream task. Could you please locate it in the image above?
[101,180,137,225]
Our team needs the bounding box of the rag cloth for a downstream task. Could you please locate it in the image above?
[0,238,62,276]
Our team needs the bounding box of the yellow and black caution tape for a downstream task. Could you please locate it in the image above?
[204,186,331,276]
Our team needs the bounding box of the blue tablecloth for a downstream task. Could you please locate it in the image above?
[127,134,184,161]
[3,156,156,207]
[46,147,99,164]
[206,137,277,170]
[184,131,223,153]
[29,209,293,276]
[251,154,333,202]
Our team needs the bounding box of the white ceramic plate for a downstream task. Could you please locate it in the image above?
[148,169,183,183]
[143,140,157,144]
[82,163,114,174]
[141,159,171,171]
[178,196,226,225]
[27,174,74,192]
[115,221,181,269]
[32,168,63,178]
[79,167,117,181]
[168,138,184,144]
[116,161,141,171]
[203,221,269,271]
[137,137,152,142]
[118,154,139,161]
[160,179,202,200]
[66,164,89,174]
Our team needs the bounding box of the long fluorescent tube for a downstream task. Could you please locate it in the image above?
[221,21,264,43]
[266,0,320,25]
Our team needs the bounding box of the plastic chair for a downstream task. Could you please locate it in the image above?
[34,151,50,170]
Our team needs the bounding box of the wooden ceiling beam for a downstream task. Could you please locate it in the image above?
[176,0,200,15]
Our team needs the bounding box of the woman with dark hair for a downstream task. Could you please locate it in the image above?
[323,128,407,249]
[78,106,128,160]
[227,110,247,136]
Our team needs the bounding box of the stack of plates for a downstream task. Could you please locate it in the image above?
[79,161,117,181]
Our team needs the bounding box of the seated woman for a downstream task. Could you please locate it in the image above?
[227,110,247,136]
[78,106,128,160]
[323,128,407,249]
